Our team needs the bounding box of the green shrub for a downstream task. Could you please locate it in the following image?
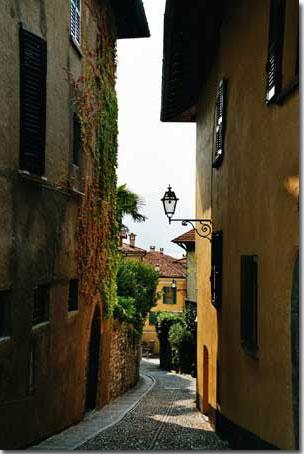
[169,322,194,374]
[115,259,159,333]
[155,312,185,370]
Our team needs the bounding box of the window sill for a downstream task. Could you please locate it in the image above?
[270,77,299,106]
[0,336,11,345]
[241,342,259,360]
[32,321,50,333]
[18,170,47,186]
[70,35,83,58]
[68,310,79,320]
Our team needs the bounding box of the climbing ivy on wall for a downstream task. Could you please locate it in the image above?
[66,7,118,317]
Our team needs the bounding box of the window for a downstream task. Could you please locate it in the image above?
[68,279,79,311]
[70,0,81,47]
[149,312,157,326]
[73,114,81,166]
[240,256,258,354]
[163,287,176,305]
[210,231,223,308]
[212,79,227,168]
[266,0,299,104]
[0,290,11,338]
[32,284,50,325]
[19,26,47,176]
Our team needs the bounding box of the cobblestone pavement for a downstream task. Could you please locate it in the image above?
[77,358,229,451]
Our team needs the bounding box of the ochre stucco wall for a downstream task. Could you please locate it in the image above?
[195,0,298,449]
[0,0,136,449]
[142,277,186,354]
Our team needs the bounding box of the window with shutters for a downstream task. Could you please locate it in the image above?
[212,79,226,169]
[149,312,157,326]
[210,231,223,308]
[240,256,258,355]
[70,0,81,47]
[19,26,47,176]
[32,284,50,326]
[68,279,79,312]
[266,0,299,104]
[163,287,176,305]
[0,290,11,338]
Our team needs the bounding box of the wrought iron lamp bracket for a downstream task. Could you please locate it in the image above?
[169,218,212,241]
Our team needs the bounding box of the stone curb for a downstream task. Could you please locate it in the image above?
[29,373,156,451]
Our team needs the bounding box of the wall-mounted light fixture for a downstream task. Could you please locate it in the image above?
[161,185,212,241]
[171,279,176,289]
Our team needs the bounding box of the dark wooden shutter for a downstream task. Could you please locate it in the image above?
[20,26,47,176]
[211,230,223,308]
[240,256,258,350]
[212,79,226,168]
[266,0,286,103]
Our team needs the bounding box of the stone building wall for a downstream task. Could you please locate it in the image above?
[108,321,141,400]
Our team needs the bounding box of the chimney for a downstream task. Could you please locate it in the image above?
[155,264,160,272]
[160,248,164,254]
[129,233,136,248]
[150,246,155,251]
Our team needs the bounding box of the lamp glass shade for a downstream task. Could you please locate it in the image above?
[161,185,178,219]
[171,279,176,288]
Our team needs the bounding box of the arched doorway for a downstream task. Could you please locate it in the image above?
[291,254,299,449]
[203,345,209,415]
[85,305,101,410]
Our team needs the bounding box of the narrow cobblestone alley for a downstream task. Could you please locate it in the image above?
[30,358,229,451]
[77,359,228,451]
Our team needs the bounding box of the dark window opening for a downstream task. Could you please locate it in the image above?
[240,255,258,354]
[33,284,50,325]
[163,287,176,305]
[149,312,157,326]
[68,279,79,311]
[0,290,11,337]
[73,114,81,166]
[211,231,223,308]
[19,25,47,175]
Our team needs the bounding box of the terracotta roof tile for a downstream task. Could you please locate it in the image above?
[121,242,146,253]
[171,228,195,244]
[143,251,186,277]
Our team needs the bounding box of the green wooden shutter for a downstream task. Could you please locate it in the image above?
[213,79,226,168]
[20,26,47,175]
[266,0,286,103]
[240,256,258,349]
[173,287,177,304]
[163,287,167,304]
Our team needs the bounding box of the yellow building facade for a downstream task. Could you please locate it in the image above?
[142,248,186,354]
[161,0,299,450]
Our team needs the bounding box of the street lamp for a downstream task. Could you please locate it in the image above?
[161,185,212,241]
[171,279,176,288]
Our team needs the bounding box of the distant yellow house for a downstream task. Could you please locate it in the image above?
[142,247,186,354]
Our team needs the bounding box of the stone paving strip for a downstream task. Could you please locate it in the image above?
[77,359,229,451]
[29,373,155,451]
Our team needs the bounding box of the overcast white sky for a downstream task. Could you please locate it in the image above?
[116,0,196,257]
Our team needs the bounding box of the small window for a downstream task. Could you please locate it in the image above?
[0,290,11,338]
[73,114,81,166]
[68,279,79,311]
[240,256,258,354]
[33,285,50,325]
[163,287,176,305]
[212,79,227,168]
[149,312,157,326]
[70,0,81,46]
[19,26,47,176]
[211,231,223,308]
